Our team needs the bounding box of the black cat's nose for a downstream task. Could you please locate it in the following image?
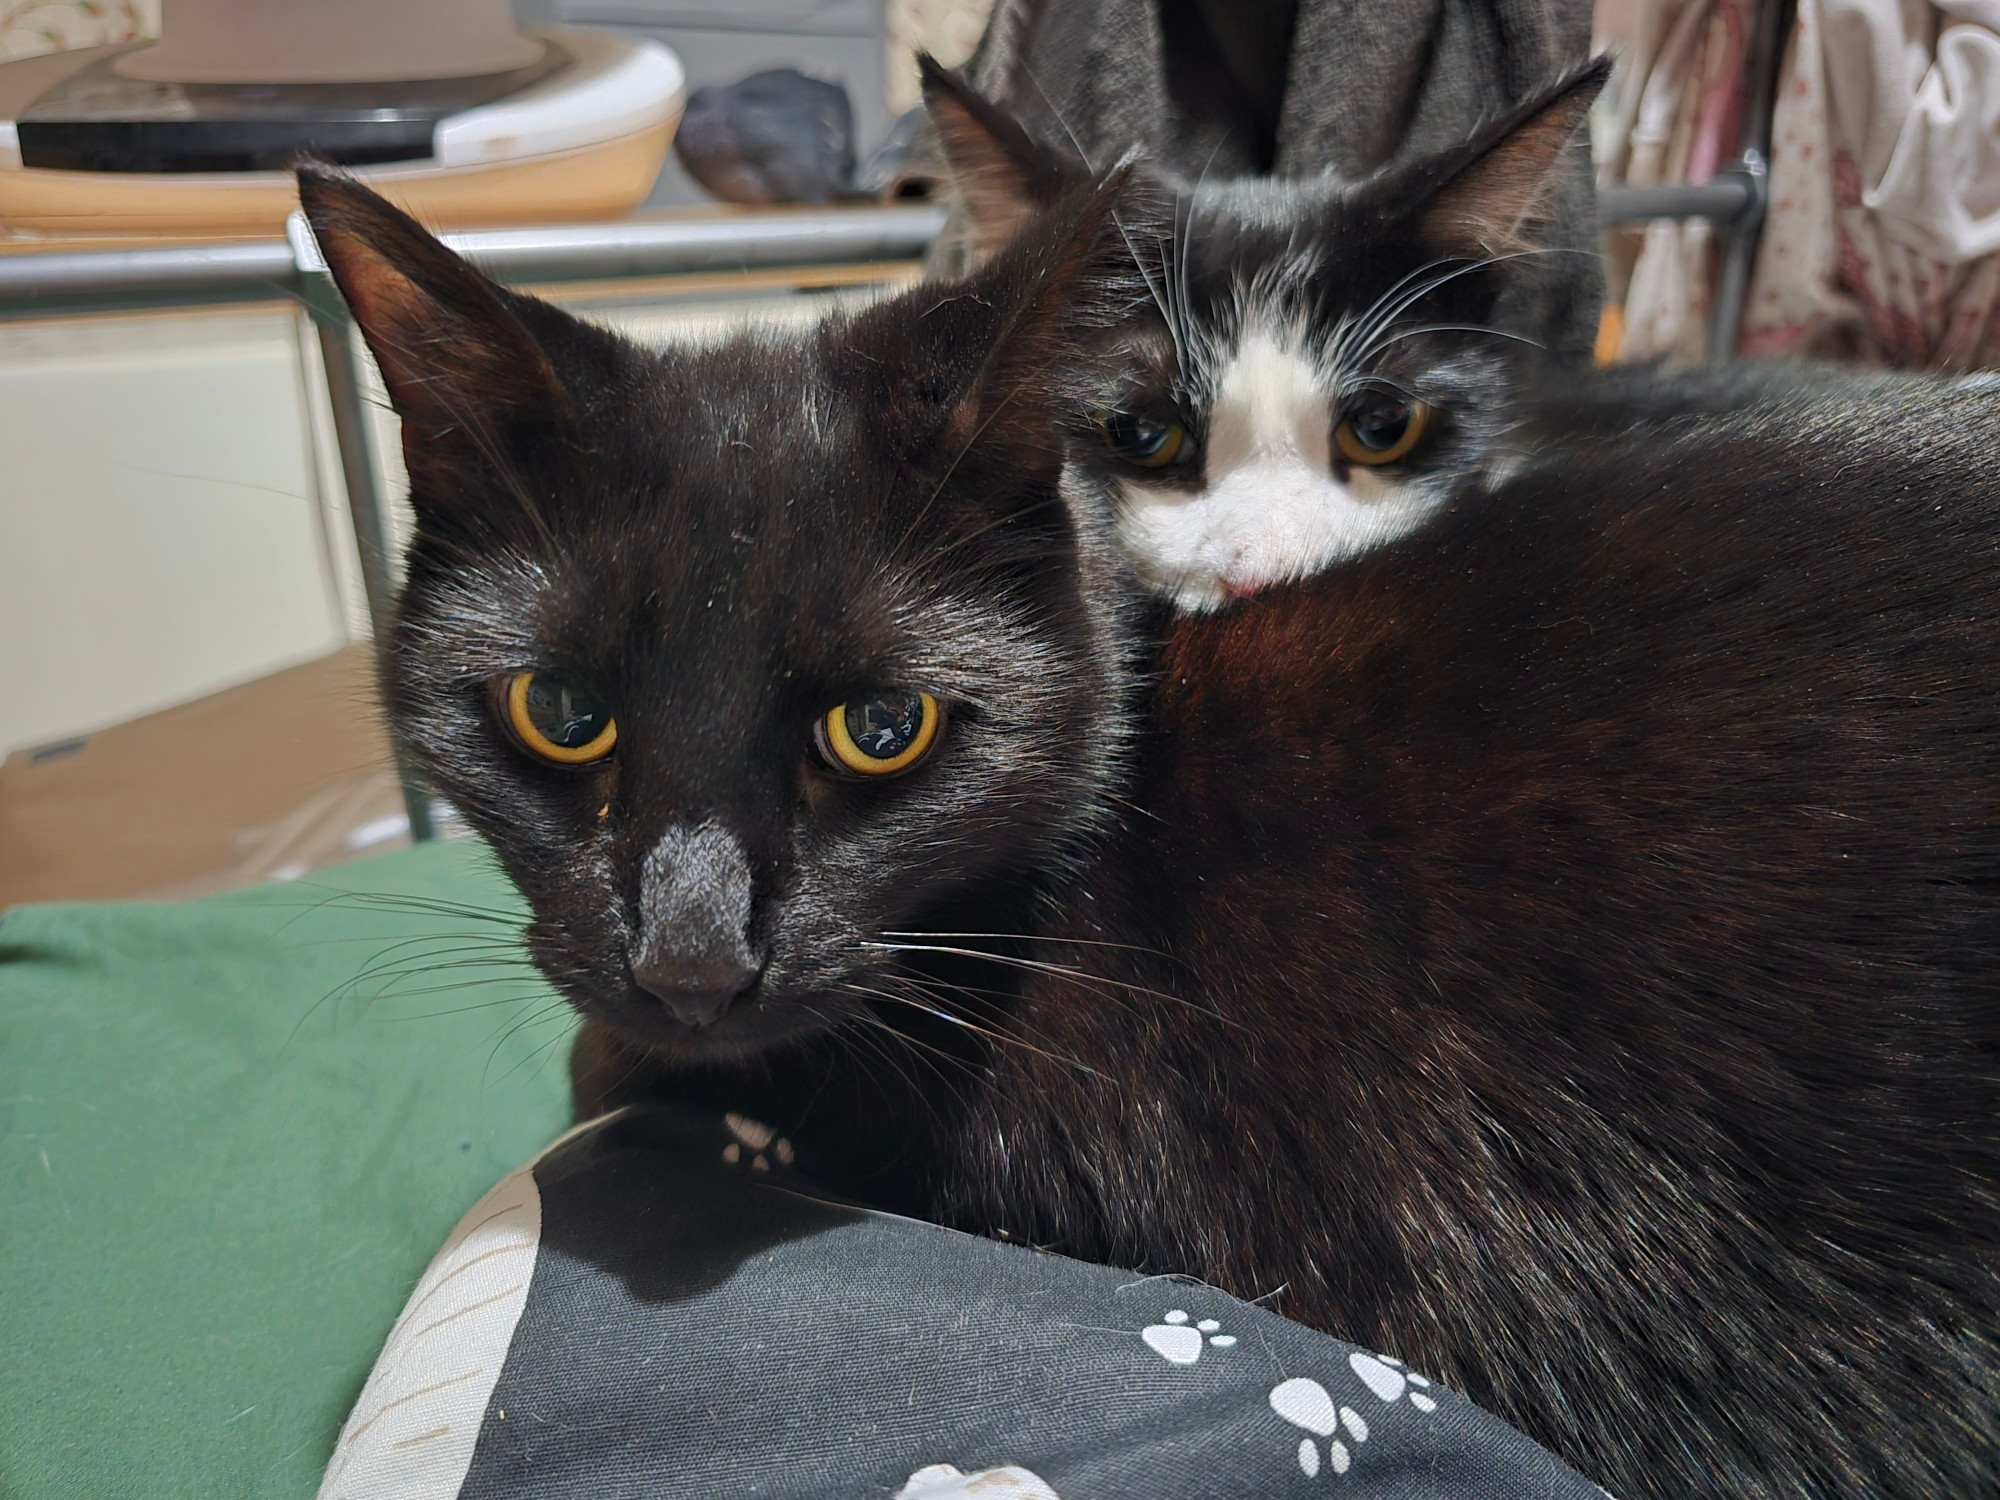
[632,819,765,1030]
[631,954,762,1029]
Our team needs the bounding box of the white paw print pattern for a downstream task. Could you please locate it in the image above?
[896,1462,1061,1498]
[1348,1352,1437,1413]
[1269,1353,1439,1479]
[720,1112,794,1173]
[1140,1309,1237,1365]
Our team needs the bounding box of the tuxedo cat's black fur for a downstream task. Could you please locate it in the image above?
[974,366,2000,1500]
[300,74,2000,1499]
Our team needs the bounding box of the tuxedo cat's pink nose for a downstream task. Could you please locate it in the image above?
[632,955,762,1029]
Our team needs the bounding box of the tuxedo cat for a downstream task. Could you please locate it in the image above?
[922,56,1604,611]
[299,68,2000,1499]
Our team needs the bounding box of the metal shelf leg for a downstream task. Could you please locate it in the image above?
[308,303,436,844]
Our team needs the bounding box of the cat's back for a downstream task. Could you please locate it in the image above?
[1171,364,2000,734]
[1139,360,2000,1199]
[1513,355,2000,456]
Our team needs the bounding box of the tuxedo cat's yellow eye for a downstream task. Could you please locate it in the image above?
[1335,395,1431,466]
[814,690,941,778]
[501,673,617,765]
[1102,411,1188,469]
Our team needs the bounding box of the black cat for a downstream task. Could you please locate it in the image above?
[300,66,2000,1498]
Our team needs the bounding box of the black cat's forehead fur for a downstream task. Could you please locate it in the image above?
[400,336,1018,729]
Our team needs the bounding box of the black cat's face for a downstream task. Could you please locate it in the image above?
[300,171,1129,1061]
[923,58,1605,610]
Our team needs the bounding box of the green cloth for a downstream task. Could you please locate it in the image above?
[1,840,573,1499]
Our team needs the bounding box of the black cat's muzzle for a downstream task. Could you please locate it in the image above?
[622,818,768,1030]
[582,964,846,1061]
[538,815,942,1061]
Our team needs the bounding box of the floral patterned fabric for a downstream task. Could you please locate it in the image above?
[1600,0,1762,361]
[1597,0,2000,368]
[1741,0,2000,367]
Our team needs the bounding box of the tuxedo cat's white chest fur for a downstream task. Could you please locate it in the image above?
[1111,328,1446,612]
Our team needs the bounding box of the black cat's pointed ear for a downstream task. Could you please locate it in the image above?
[951,157,1138,453]
[1412,57,1609,256]
[296,165,569,441]
[844,155,1134,482]
[920,54,1082,259]
[994,160,1136,366]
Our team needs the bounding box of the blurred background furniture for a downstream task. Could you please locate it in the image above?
[0,0,686,230]
[516,0,898,206]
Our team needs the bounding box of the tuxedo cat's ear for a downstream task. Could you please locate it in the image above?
[920,54,1083,259]
[295,166,569,442]
[1413,56,1610,257]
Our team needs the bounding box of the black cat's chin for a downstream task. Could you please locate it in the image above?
[523,921,850,1062]
[561,979,846,1065]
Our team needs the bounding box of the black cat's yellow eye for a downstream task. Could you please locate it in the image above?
[1102,411,1189,469]
[500,672,618,765]
[1334,395,1432,466]
[814,690,942,778]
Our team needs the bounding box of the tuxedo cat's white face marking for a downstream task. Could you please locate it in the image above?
[1113,325,1448,612]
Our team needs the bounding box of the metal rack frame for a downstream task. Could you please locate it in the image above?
[0,209,952,628]
[1596,0,1794,359]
